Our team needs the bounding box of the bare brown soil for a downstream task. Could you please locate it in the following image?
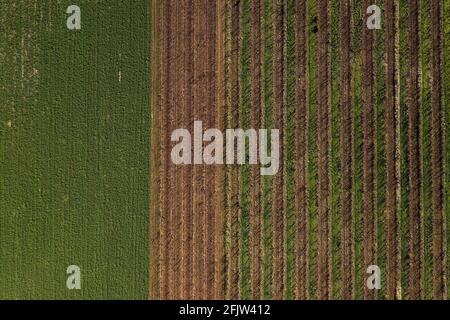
[150,0,222,300]
[192,0,218,299]
[180,0,194,300]
[169,0,183,300]
[192,0,205,298]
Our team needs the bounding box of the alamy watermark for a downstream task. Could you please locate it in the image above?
[171,121,280,176]
[67,5,81,30]
[64,4,380,31]
[66,265,81,290]
[366,265,381,290]
[366,5,381,30]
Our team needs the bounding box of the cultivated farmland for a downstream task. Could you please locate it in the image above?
[0,0,448,300]
[150,0,449,300]
[0,1,150,299]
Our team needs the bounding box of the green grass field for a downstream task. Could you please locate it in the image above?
[0,1,150,299]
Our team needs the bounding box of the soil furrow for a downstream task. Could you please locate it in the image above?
[430,0,447,300]
[294,0,309,300]
[384,0,401,300]
[214,0,226,300]
[204,0,218,300]
[340,0,355,300]
[169,0,182,299]
[151,0,220,300]
[180,0,194,300]
[225,0,242,300]
[249,0,264,300]
[159,2,170,299]
[317,0,332,300]
[271,0,287,300]
[361,0,377,300]
[406,0,423,300]
[157,0,172,299]
[192,0,208,299]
